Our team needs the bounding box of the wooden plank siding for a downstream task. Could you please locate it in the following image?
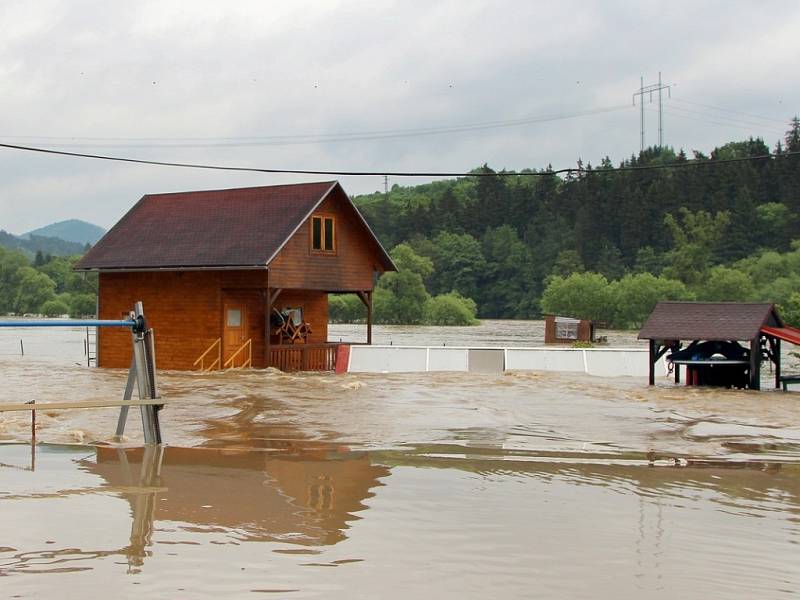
[98,279,333,371]
[268,188,386,291]
[98,271,267,369]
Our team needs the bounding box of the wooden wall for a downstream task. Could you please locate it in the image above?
[98,270,332,370]
[98,271,269,369]
[269,188,386,291]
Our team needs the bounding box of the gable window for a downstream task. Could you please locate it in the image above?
[311,215,335,253]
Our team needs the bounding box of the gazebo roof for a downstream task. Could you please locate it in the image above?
[638,301,783,342]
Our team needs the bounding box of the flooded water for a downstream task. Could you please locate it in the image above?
[1,321,799,598]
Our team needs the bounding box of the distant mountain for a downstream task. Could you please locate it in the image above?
[0,230,88,257]
[22,219,106,245]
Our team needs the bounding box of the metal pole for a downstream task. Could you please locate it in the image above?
[640,76,645,152]
[30,399,35,471]
[115,357,137,439]
[658,71,663,147]
[132,302,162,444]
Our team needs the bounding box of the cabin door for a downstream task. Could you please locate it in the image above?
[222,300,248,366]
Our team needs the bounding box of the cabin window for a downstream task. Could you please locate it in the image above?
[311,215,335,254]
[226,308,241,327]
[555,318,579,340]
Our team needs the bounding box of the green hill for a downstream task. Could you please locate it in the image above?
[22,219,106,245]
[0,230,87,257]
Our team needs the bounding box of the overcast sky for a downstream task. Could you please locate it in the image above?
[1,0,798,234]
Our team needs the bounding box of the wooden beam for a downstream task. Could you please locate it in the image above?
[775,337,781,389]
[269,288,283,306]
[0,399,165,413]
[649,339,656,386]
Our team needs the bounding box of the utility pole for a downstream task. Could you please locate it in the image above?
[633,73,671,151]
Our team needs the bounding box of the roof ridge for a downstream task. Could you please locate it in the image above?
[142,180,338,198]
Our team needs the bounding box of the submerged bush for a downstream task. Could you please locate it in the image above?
[423,291,479,326]
[40,298,70,317]
[328,294,365,323]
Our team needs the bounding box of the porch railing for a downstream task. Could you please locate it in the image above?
[270,343,338,372]
[193,338,221,371]
[224,338,253,369]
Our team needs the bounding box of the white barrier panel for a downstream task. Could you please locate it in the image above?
[428,347,469,372]
[584,349,648,377]
[505,348,586,372]
[347,345,667,378]
[348,346,428,373]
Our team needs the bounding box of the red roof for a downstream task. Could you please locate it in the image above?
[761,326,800,346]
[638,302,783,341]
[75,181,394,271]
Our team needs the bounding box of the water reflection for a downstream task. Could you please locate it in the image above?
[2,441,799,598]
[89,444,389,570]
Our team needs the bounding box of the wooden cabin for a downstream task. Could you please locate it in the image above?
[75,181,396,371]
[543,314,594,344]
[638,301,796,390]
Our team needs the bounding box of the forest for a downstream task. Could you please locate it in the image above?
[0,250,97,317]
[334,118,800,327]
[2,120,799,329]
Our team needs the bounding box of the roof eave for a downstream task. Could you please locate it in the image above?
[74,264,269,273]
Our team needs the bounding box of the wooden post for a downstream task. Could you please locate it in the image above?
[264,289,270,368]
[367,290,373,345]
[774,337,781,389]
[749,337,761,391]
[265,287,283,369]
[648,339,655,386]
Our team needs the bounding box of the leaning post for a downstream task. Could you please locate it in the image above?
[131,302,162,444]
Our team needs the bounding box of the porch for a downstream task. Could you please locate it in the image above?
[194,286,372,373]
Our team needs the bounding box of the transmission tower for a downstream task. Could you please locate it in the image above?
[632,72,671,151]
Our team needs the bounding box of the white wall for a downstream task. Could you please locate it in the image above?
[348,345,666,378]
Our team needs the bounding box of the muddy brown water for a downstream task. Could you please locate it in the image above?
[1,321,799,598]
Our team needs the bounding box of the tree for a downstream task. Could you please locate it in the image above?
[785,116,800,152]
[662,208,731,287]
[328,294,364,323]
[633,246,665,275]
[479,225,534,318]
[0,247,29,312]
[781,292,800,327]
[40,298,70,317]
[374,244,432,324]
[540,272,614,323]
[697,266,755,302]
[425,231,485,299]
[14,267,56,314]
[550,249,584,277]
[69,293,97,317]
[611,273,693,328]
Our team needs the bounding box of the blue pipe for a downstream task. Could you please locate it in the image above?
[0,319,136,328]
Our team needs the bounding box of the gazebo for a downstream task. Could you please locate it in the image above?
[638,302,799,390]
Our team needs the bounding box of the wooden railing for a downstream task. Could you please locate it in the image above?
[193,338,221,371]
[224,338,252,369]
[270,343,338,372]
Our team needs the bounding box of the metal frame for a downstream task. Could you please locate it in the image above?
[1,301,163,444]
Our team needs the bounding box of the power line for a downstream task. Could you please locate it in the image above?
[660,104,785,134]
[671,98,788,125]
[0,105,632,148]
[1,141,797,178]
